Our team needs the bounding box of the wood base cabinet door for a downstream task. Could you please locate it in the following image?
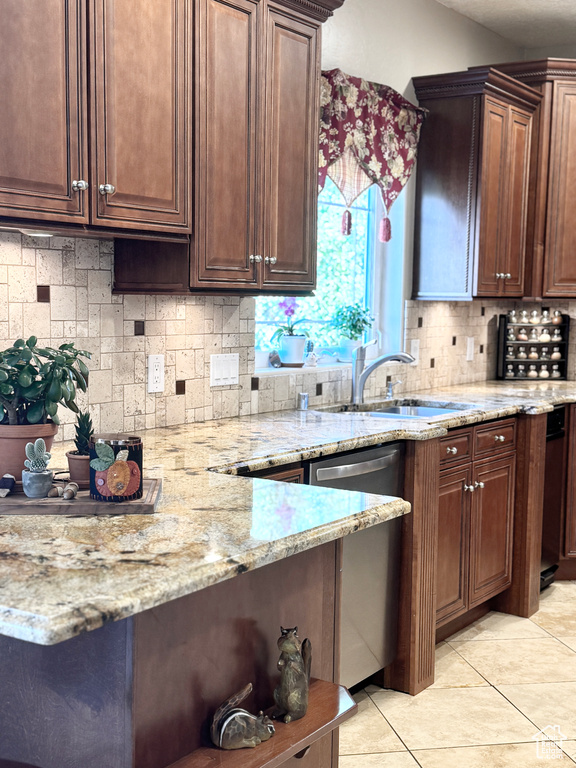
[436,466,470,627]
[90,0,191,232]
[261,5,319,292]
[0,0,88,223]
[468,454,515,607]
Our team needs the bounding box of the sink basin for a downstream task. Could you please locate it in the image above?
[316,399,476,420]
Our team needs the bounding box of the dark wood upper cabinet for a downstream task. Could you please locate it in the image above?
[0,0,88,223]
[191,0,319,293]
[412,68,540,301]
[90,0,192,232]
[493,60,576,298]
[0,0,192,234]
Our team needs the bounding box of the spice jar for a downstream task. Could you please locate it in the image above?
[540,347,549,360]
[551,346,562,360]
[527,364,538,379]
[529,328,539,342]
[551,364,562,379]
[507,328,516,342]
[541,310,551,325]
[552,328,562,342]
[520,309,530,324]
[552,310,563,325]
[539,364,550,379]
[517,346,527,359]
[517,364,527,379]
[528,346,539,360]
[517,328,529,341]
[529,310,541,324]
[505,364,515,379]
[539,328,551,342]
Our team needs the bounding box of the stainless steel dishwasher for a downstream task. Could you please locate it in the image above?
[308,442,404,688]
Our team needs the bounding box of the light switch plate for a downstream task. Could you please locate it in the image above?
[147,354,165,393]
[210,353,240,387]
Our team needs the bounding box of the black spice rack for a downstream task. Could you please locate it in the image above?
[497,313,570,381]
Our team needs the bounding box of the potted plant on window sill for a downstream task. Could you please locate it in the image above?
[0,337,91,480]
[271,298,310,367]
[332,304,374,362]
[66,410,94,487]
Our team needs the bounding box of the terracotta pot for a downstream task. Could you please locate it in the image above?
[0,422,58,481]
[66,451,90,487]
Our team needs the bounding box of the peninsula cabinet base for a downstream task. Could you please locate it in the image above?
[0,543,342,768]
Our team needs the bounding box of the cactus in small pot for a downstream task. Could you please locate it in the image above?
[66,411,94,486]
[22,437,53,498]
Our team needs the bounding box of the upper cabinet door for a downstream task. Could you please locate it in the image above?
[261,5,319,291]
[90,0,191,232]
[192,0,260,289]
[543,80,576,296]
[0,0,88,223]
[502,107,531,296]
[475,98,508,296]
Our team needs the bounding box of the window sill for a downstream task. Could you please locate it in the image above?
[254,362,351,376]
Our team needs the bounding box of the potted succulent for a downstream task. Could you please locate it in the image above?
[0,337,91,479]
[270,298,310,366]
[66,411,94,487]
[332,303,373,362]
[21,438,53,498]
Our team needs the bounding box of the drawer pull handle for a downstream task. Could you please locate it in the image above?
[474,481,485,489]
[464,483,475,492]
[446,446,458,455]
[494,434,506,442]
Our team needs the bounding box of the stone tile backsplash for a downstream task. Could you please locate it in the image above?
[0,232,571,440]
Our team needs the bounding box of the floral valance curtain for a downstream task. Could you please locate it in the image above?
[319,68,427,242]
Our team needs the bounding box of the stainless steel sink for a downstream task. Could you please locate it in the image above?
[316,400,476,420]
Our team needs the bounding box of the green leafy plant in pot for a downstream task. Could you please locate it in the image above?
[332,304,374,362]
[66,410,94,487]
[0,337,91,480]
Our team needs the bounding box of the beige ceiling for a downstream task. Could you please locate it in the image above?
[434,0,576,48]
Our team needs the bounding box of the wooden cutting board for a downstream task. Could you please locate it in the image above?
[0,478,162,516]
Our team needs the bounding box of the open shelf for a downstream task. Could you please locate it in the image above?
[167,679,356,768]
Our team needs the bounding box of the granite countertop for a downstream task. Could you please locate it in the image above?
[2,378,576,646]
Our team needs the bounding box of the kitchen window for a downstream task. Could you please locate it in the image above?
[255,178,404,357]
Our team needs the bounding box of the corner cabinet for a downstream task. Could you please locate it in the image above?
[412,68,541,301]
[193,0,319,293]
[0,0,192,234]
[492,60,576,298]
[436,420,516,627]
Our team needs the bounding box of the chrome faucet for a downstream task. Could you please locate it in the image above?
[386,379,402,400]
[351,340,415,404]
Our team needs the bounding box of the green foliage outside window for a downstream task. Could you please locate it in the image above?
[255,179,372,350]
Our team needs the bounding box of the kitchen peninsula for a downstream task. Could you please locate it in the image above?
[2,380,576,768]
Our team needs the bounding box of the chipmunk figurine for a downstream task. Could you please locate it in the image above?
[273,626,311,723]
[210,682,275,750]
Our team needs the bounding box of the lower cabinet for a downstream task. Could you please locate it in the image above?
[437,420,516,628]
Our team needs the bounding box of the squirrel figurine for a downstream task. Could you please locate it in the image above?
[210,682,275,750]
[273,626,312,723]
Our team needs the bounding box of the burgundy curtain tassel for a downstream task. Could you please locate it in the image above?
[341,209,352,236]
[379,214,392,242]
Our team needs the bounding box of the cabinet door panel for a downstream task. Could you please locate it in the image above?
[91,0,191,232]
[502,108,531,296]
[475,99,507,296]
[262,6,318,291]
[0,0,88,222]
[543,81,576,296]
[564,404,576,557]
[436,466,470,627]
[193,0,259,288]
[469,454,515,607]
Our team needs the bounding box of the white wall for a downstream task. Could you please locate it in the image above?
[322,0,523,99]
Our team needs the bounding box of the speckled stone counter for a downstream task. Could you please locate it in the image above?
[2,378,576,646]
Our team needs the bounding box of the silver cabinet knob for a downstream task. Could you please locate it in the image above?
[474,481,485,489]
[446,446,458,455]
[496,272,504,279]
[264,256,277,265]
[72,179,89,192]
[99,183,116,195]
[249,254,262,263]
[494,434,506,442]
[464,483,475,492]
[505,273,512,279]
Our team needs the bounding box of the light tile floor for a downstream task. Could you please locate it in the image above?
[339,581,576,766]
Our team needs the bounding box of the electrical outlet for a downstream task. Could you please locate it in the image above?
[147,354,165,393]
[410,339,420,364]
[466,336,475,362]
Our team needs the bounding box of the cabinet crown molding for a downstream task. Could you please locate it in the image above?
[413,66,542,111]
[272,0,345,21]
[487,58,576,84]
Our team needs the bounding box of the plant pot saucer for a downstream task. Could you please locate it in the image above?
[281,362,304,368]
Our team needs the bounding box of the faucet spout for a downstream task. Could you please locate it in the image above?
[351,346,415,405]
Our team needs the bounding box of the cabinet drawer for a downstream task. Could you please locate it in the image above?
[474,419,516,457]
[440,430,472,465]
